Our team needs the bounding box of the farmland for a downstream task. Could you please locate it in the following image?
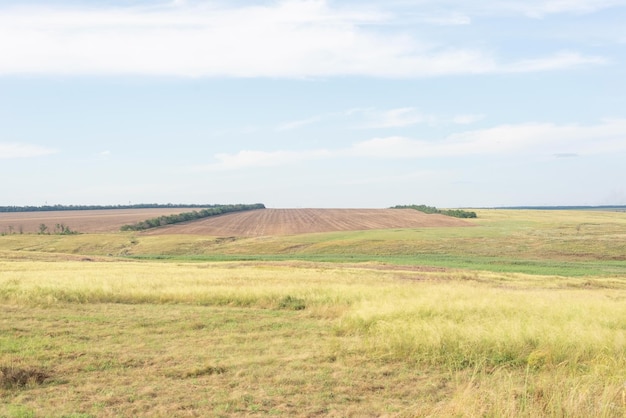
[2,208,626,417]
[0,208,469,236]
[141,208,472,236]
[0,208,209,234]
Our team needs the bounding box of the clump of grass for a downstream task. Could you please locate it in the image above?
[0,364,49,389]
[184,365,227,378]
[277,295,306,310]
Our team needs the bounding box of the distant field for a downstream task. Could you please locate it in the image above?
[0,208,471,236]
[142,208,472,236]
[1,209,625,276]
[0,208,206,234]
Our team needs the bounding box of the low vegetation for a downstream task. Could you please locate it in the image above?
[1,209,626,416]
[1,209,626,276]
[392,204,478,218]
[1,364,49,390]
[1,223,78,236]
[119,203,265,231]
[1,261,625,416]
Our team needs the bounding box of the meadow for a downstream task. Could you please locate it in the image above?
[1,209,626,417]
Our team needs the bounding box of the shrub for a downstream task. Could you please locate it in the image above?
[391,205,477,219]
[277,296,306,310]
[120,203,265,231]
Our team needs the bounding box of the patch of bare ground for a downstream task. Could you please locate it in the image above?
[0,364,49,389]
[143,208,473,236]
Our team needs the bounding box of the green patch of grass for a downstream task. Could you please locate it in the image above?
[277,295,306,310]
[124,252,626,277]
[3,405,36,418]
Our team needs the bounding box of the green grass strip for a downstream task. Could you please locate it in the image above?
[124,253,626,277]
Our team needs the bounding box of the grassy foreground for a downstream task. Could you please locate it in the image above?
[2,259,626,417]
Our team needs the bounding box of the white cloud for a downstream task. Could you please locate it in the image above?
[350,136,424,157]
[339,169,448,185]
[199,149,333,171]
[277,107,478,132]
[0,1,606,78]
[353,118,626,158]
[452,114,485,124]
[277,116,325,131]
[353,108,484,128]
[363,107,435,128]
[512,0,626,18]
[420,13,472,25]
[201,118,626,169]
[0,143,57,159]
[504,51,606,72]
[398,0,626,18]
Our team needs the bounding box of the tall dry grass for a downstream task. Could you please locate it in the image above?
[2,259,626,416]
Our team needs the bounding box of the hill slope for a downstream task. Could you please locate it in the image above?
[142,208,473,236]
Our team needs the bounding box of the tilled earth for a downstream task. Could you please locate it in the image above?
[143,208,473,236]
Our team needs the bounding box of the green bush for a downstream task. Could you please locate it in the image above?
[391,205,477,219]
[120,204,265,231]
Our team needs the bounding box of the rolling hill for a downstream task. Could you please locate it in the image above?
[141,208,474,236]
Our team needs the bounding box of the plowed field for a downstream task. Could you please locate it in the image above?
[0,208,205,234]
[143,208,473,236]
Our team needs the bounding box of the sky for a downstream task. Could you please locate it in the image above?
[1,0,626,208]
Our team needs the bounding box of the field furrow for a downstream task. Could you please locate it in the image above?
[142,208,472,236]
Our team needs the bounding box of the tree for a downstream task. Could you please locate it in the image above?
[38,224,48,234]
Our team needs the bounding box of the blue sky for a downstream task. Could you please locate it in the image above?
[1,0,625,208]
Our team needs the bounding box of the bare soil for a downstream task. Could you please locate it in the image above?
[0,208,205,234]
[0,208,473,236]
[143,208,473,236]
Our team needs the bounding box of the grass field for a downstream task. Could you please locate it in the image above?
[1,209,626,417]
[2,209,625,275]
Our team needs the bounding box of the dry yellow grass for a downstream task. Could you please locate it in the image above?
[2,259,626,417]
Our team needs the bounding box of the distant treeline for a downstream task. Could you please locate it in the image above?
[0,203,227,213]
[392,204,477,219]
[120,203,266,231]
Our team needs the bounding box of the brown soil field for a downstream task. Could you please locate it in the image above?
[0,208,205,234]
[142,208,473,236]
[0,208,473,236]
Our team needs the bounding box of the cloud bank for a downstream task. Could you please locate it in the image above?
[202,119,626,170]
[0,143,57,159]
[0,1,606,78]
